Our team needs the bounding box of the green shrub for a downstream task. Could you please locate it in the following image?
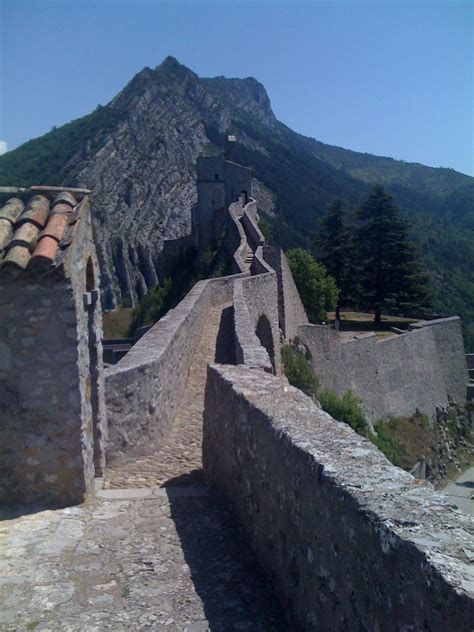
[319,387,368,435]
[129,277,172,334]
[369,422,403,466]
[120,296,132,308]
[258,217,274,244]
[285,248,338,322]
[281,344,319,398]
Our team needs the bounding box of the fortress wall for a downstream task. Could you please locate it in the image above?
[203,364,474,632]
[104,197,277,463]
[240,204,264,250]
[233,279,273,372]
[227,201,250,273]
[409,317,468,405]
[297,317,467,422]
[105,275,236,463]
[264,246,308,342]
[240,271,281,375]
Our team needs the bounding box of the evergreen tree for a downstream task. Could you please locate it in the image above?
[316,199,356,320]
[286,248,339,322]
[355,185,431,324]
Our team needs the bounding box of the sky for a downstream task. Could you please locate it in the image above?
[0,0,472,175]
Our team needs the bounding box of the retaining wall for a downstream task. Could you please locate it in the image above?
[203,364,474,631]
[297,317,468,422]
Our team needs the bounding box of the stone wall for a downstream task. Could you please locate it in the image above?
[67,199,107,480]
[203,364,474,631]
[409,317,468,406]
[105,275,236,463]
[105,198,283,460]
[0,278,89,504]
[226,201,250,274]
[0,198,106,504]
[264,246,308,341]
[297,317,468,422]
[240,272,281,375]
[233,279,274,373]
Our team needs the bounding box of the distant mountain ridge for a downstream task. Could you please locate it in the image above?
[0,56,472,346]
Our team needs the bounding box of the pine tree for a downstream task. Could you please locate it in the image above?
[316,199,356,320]
[355,185,431,324]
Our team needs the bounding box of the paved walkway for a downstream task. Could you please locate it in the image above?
[442,466,474,516]
[0,489,288,631]
[0,303,291,630]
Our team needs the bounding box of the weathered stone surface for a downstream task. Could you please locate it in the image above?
[264,245,308,342]
[203,364,474,631]
[297,316,468,422]
[0,493,289,630]
[0,201,107,504]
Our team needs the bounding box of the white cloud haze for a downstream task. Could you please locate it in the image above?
[0,141,7,155]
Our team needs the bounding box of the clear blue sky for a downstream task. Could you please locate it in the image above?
[1,0,472,175]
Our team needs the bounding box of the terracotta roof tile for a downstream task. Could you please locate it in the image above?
[0,186,90,276]
[0,198,24,251]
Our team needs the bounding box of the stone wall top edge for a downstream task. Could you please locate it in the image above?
[105,272,249,377]
[410,316,461,328]
[106,279,213,375]
[207,363,474,592]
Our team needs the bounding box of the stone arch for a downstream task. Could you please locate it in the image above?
[256,314,276,374]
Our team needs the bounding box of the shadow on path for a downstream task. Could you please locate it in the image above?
[166,480,298,631]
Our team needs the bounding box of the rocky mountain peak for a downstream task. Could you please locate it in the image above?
[203,74,276,128]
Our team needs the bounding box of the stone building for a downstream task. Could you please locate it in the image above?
[192,156,254,250]
[0,186,106,505]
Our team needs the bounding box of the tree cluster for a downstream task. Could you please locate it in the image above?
[315,185,431,323]
[286,185,431,325]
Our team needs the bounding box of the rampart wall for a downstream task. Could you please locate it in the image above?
[105,275,236,463]
[263,245,308,341]
[297,317,468,422]
[104,188,473,627]
[105,197,282,459]
[203,364,474,631]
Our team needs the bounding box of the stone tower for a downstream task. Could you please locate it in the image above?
[192,156,254,250]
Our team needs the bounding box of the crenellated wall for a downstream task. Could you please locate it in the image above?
[297,317,468,422]
[203,364,474,632]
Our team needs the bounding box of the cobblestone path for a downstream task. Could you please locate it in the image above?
[0,489,289,631]
[104,303,230,489]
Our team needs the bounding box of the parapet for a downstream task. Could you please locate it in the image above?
[204,364,474,631]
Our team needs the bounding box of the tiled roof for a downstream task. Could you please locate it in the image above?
[0,186,90,275]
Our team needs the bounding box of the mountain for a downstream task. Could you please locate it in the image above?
[1,56,473,347]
